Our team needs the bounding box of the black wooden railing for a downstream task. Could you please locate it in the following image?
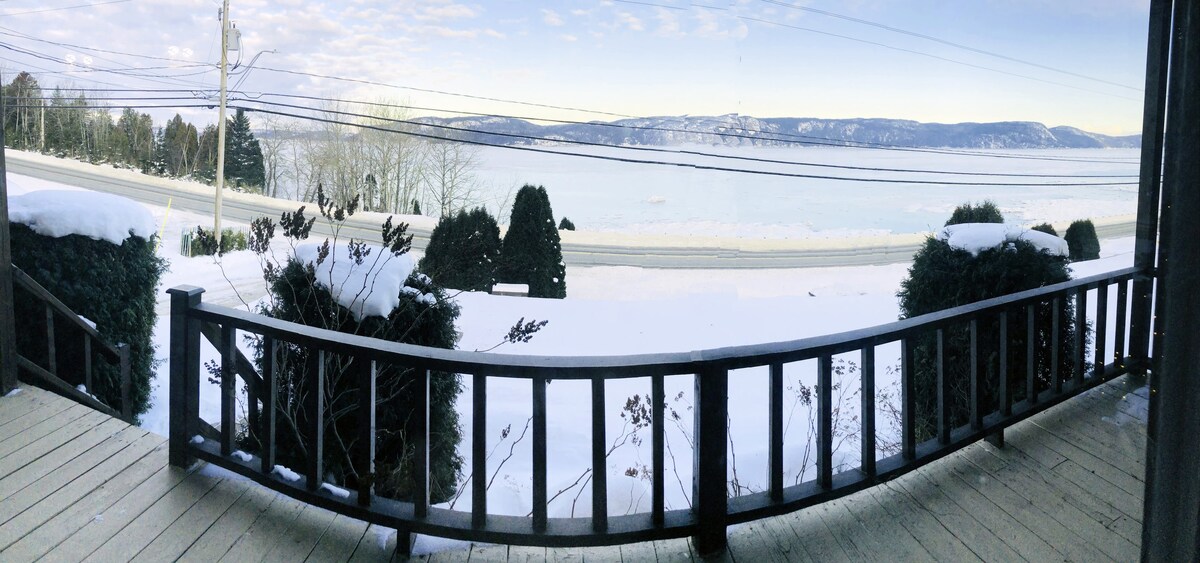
[12,265,132,422]
[168,265,1145,554]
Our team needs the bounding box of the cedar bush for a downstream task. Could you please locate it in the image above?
[558,217,575,231]
[189,226,248,256]
[898,236,1080,441]
[945,200,1004,226]
[1030,223,1058,236]
[246,191,462,503]
[419,207,502,292]
[10,223,166,420]
[498,184,566,298]
[1064,219,1101,261]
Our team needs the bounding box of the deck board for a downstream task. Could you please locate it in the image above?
[0,377,1148,562]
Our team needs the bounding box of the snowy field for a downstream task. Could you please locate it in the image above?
[6,167,1137,554]
[472,145,1141,237]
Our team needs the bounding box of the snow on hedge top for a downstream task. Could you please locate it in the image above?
[294,243,416,320]
[936,223,1068,257]
[9,190,155,245]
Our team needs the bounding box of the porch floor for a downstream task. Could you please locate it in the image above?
[0,376,1147,562]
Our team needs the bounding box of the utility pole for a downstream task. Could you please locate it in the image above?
[214,0,231,244]
[39,103,44,152]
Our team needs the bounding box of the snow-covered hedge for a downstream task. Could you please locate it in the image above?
[9,191,165,420]
[899,223,1082,441]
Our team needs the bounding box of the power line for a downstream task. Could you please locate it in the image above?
[233,103,1137,188]
[738,16,1141,103]
[0,43,215,89]
[233,97,1137,179]
[2,0,130,16]
[236,91,1140,165]
[759,0,1141,92]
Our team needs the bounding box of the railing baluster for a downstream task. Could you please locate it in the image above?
[45,303,56,377]
[472,373,487,528]
[532,375,548,533]
[970,319,982,431]
[221,324,237,456]
[999,311,1010,417]
[1027,303,1037,405]
[356,361,377,508]
[769,363,785,499]
[413,368,429,517]
[1096,284,1109,377]
[936,329,950,445]
[307,350,325,492]
[693,368,728,555]
[1116,280,1129,365]
[1074,289,1087,386]
[118,344,131,421]
[901,338,916,461]
[652,374,665,527]
[818,354,833,489]
[1052,297,1062,394]
[260,336,276,475]
[168,286,204,469]
[83,335,93,392]
[591,375,607,532]
[860,349,876,479]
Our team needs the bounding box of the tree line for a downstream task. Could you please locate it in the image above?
[3,71,265,189]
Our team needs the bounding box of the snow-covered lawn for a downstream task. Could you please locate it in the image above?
[6,172,1137,553]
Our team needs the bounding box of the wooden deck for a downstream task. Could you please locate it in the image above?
[0,376,1147,562]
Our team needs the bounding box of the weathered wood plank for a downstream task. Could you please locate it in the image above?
[0,384,70,428]
[545,545,584,562]
[0,427,158,549]
[0,440,168,560]
[773,506,855,562]
[859,482,982,563]
[836,490,934,561]
[125,476,252,562]
[810,499,871,560]
[0,404,97,469]
[178,483,280,562]
[963,444,1139,560]
[944,451,1114,562]
[76,470,223,562]
[306,514,371,563]
[349,524,398,562]
[903,462,1058,561]
[728,519,809,563]
[580,543,622,562]
[38,464,196,562]
[0,417,130,505]
[507,544,548,563]
[260,503,338,561]
[1006,422,1143,497]
[217,490,309,562]
[650,538,693,563]
[0,414,125,498]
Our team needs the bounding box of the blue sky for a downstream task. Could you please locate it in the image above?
[0,0,1150,134]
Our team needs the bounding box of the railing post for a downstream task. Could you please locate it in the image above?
[118,343,131,422]
[168,286,204,468]
[220,324,237,456]
[307,350,326,491]
[412,368,429,517]
[693,368,728,556]
[45,303,56,377]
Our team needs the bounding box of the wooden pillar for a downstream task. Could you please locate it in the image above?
[1142,0,1200,560]
[0,88,18,395]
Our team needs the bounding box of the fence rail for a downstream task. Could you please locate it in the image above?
[168,265,1145,554]
[12,265,132,421]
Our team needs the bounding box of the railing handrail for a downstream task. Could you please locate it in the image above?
[182,265,1140,378]
[169,265,1147,555]
[13,266,124,360]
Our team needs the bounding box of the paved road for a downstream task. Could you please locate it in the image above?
[6,151,1138,269]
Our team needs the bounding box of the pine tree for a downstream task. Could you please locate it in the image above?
[498,185,566,298]
[419,207,502,292]
[558,217,576,231]
[225,108,265,190]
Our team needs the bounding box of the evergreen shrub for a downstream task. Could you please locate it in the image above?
[898,234,1080,441]
[558,217,575,231]
[419,207,502,292]
[1030,223,1058,236]
[498,184,567,298]
[10,224,165,420]
[1064,219,1101,261]
[945,200,1004,226]
[188,226,248,256]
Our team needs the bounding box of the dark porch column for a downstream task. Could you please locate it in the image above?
[0,90,18,394]
[1141,0,1200,560]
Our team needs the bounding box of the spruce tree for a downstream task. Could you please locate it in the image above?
[1064,219,1101,261]
[558,217,576,231]
[498,185,567,298]
[419,207,502,292]
[225,108,265,190]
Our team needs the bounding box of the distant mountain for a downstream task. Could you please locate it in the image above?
[413,115,1141,150]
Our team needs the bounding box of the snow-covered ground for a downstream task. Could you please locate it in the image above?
[6,170,1137,554]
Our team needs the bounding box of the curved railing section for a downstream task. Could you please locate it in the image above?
[167,266,1145,554]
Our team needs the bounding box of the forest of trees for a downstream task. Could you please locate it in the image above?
[4,71,496,219]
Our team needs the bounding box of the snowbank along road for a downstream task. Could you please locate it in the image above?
[6,150,1137,269]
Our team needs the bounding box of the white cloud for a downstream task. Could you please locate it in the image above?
[541,9,564,26]
[559,34,578,42]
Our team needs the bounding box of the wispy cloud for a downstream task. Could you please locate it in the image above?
[541,8,564,26]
